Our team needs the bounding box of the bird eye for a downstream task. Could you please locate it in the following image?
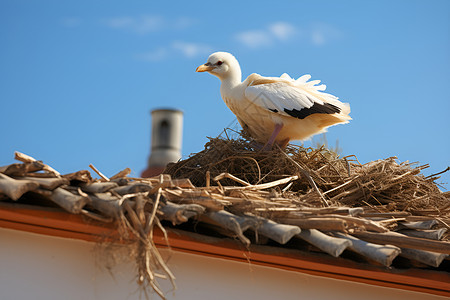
[217,61,223,66]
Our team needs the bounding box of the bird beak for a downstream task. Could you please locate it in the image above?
[196,63,214,72]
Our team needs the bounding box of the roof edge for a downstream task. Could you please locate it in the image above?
[0,202,449,297]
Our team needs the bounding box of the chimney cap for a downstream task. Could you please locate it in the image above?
[151,108,183,115]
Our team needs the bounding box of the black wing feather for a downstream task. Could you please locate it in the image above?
[283,102,341,120]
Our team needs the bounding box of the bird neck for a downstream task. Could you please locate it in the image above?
[219,69,242,90]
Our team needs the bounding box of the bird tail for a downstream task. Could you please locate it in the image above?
[282,72,352,122]
[331,100,351,122]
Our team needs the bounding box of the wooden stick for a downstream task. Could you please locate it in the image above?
[425,166,450,179]
[352,231,450,254]
[14,151,61,176]
[202,210,257,246]
[176,197,229,211]
[308,214,388,233]
[296,229,351,257]
[399,220,438,230]
[89,193,122,218]
[322,177,359,195]
[205,171,210,188]
[360,212,411,218]
[147,188,162,234]
[109,168,131,180]
[123,199,146,238]
[111,183,153,196]
[282,182,293,192]
[62,170,92,183]
[135,195,147,224]
[399,247,447,267]
[0,162,47,177]
[397,228,447,240]
[21,176,69,190]
[0,173,40,200]
[160,201,205,225]
[255,218,301,244]
[210,155,261,183]
[14,151,38,163]
[436,217,450,230]
[47,187,89,214]
[213,172,251,186]
[332,232,400,267]
[81,182,118,193]
[89,164,109,181]
[280,218,348,232]
[224,175,298,191]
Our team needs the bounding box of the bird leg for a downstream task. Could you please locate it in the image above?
[262,123,283,151]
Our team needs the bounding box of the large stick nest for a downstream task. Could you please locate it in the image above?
[165,133,448,212]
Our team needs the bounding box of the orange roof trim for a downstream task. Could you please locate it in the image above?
[0,202,449,297]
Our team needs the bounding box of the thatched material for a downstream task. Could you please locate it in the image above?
[1,140,449,299]
[165,135,448,213]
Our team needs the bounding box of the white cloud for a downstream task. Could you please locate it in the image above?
[235,30,273,48]
[310,23,343,46]
[102,15,196,34]
[269,22,296,41]
[235,22,342,48]
[235,22,297,48]
[172,41,212,58]
[135,41,212,62]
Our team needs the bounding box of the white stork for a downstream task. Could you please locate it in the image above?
[196,52,351,148]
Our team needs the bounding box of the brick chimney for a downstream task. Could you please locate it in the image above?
[141,108,183,177]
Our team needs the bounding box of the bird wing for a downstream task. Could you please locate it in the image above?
[244,73,343,119]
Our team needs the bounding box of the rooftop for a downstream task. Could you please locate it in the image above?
[0,144,449,298]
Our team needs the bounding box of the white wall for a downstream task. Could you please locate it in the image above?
[0,227,446,300]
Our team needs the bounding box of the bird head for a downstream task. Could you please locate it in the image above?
[196,52,241,81]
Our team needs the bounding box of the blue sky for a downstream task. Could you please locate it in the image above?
[1,0,449,186]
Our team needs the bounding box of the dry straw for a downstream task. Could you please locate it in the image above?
[165,132,449,214]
